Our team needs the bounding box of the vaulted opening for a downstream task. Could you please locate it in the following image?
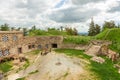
[18,47,22,53]
[52,44,58,48]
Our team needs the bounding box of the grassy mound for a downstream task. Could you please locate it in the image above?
[95,28,120,42]
[0,62,12,73]
[29,29,67,36]
[63,36,91,44]
[95,28,120,53]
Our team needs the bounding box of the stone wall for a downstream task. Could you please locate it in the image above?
[0,31,64,59]
[36,36,63,49]
[61,43,88,50]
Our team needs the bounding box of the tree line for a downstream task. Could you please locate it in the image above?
[1,20,119,36]
[88,19,120,36]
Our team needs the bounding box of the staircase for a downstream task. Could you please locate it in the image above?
[85,45,101,56]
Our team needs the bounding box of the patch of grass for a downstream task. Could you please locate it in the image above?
[16,77,25,80]
[27,50,40,55]
[55,49,91,59]
[0,62,12,73]
[90,58,120,80]
[63,36,91,44]
[23,59,30,69]
[29,70,39,74]
[95,28,120,53]
[63,72,69,78]
[109,42,120,53]
[29,29,67,36]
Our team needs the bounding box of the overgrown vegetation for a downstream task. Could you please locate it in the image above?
[95,28,120,41]
[55,49,120,80]
[90,58,120,80]
[26,50,40,55]
[95,28,120,53]
[63,36,91,44]
[29,70,39,74]
[55,49,91,59]
[23,59,30,69]
[29,27,79,36]
[0,62,12,73]
[16,77,25,80]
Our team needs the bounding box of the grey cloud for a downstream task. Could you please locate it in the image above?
[108,1,120,12]
[15,0,51,18]
[48,7,100,23]
[72,0,105,5]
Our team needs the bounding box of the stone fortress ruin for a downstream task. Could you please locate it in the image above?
[0,31,118,63]
[0,31,63,61]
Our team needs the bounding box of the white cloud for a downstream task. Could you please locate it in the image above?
[0,0,120,33]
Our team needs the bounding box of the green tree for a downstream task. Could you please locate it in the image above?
[11,27,15,31]
[23,28,28,36]
[0,23,10,31]
[95,24,101,35]
[17,27,21,31]
[31,25,36,30]
[88,18,96,36]
[65,27,78,35]
[73,28,78,35]
[103,20,116,30]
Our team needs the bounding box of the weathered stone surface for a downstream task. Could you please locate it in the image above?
[90,56,105,64]
[108,49,119,61]
[0,73,3,80]
[85,45,101,56]
[99,45,109,56]
[85,40,112,56]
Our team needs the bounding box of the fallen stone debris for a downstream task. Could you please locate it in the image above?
[91,56,105,64]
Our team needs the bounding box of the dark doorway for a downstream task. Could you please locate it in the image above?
[52,44,58,48]
[32,45,35,48]
[28,45,32,49]
[18,47,22,53]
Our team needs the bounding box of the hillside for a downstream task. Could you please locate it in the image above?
[95,28,120,42]
[95,28,120,52]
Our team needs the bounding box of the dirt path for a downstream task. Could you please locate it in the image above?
[7,52,97,80]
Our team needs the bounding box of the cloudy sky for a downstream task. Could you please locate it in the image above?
[0,0,120,32]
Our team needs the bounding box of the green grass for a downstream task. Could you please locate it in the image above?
[55,49,120,80]
[90,58,120,80]
[109,42,120,53]
[95,28,120,42]
[95,29,109,40]
[23,59,30,69]
[26,50,40,55]
[0,62,12,73]
[16,77,25,80]
[95,28,120,53]
[29,70,39,74]
[63,36,91,44]
[55,49,91,59]
[29,29,67,36]
[63,72,69,78]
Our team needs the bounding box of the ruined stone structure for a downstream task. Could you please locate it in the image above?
[85,40,119,61]
[0,31,63,59]
[85,40,112,56]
